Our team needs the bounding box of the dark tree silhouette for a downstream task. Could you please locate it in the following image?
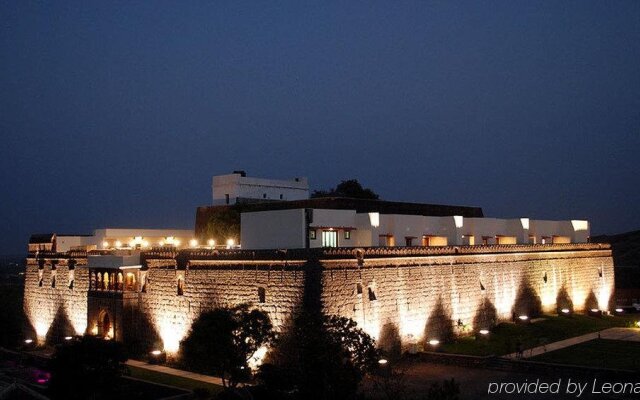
[261,313,379,399]
[311,179,379,200]
[48,336,127,400]
[180,304,274,388]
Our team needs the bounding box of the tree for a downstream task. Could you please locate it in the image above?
[48,336,127,400]
[260,314,380,399]
[180,305,274,388]
[203,207,241,244]
[311,179,379,200]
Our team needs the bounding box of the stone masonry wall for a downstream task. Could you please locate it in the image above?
[23,256,89,343]
[23,245,614,354]
[138,260,307,353]
[321,249,614,347]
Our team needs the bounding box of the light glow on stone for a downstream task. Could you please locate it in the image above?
[189,239,198,248]
[453,216,464,228]
[248,345,268,370]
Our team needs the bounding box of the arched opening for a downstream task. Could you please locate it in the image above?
[125,272,136,291]
[99,311,112,338]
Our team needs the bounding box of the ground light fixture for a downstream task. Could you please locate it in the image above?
[561,308,570,314]
[189,239,198,248]
[207,239,215,247]
[64,336,72,341]
[479,329,490,335]
[24,339,33,344]
[518,315,529,321]
[615,308,624,313]
[636,321,640,328]
[378,359,388,365]
[428,339,440,346]
[150,350,162,356]
[226,238,235,248]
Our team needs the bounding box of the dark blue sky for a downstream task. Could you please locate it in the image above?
[1,1,639,255]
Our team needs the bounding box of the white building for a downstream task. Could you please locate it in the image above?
[212,171,309,205]
[241,208,590,250]
[52,228,195,252]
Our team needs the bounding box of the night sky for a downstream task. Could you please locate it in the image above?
[1,1,639,255]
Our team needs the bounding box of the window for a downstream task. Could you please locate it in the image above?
[322,230,337,247]
[263,193,267,199]
[177,278,184,296]
[344,230,351,240]
[405,237,413,246]
[51,275,56,288]
[68,270,75,289]
[368,287,377,301]
[279,194,283,200]
[309,229,316,240]
[356,283,363,295]
[225,194,230,204]
[258,287,266,303]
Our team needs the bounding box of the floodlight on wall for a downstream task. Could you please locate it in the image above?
[189,239,198,248]
[115,240,122,248]
[226,238,235,249]
[102,241,109,249]
[207,239,215,247]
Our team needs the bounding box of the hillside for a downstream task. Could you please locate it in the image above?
[592,230,640,267]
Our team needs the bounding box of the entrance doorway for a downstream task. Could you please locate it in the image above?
[99,311,112,338]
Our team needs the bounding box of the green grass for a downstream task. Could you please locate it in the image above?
[439,314,637,356]
[531,339,640,371]
[128,365,223,395]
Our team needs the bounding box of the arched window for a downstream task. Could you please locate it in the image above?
[103,273,110,290]
[258,287,266,303]
[117,272,124,291]
[125,273,136,291]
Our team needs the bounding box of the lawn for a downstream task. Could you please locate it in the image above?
[128,365,223,396]
[439,314,637,356]
[531,339,640,371]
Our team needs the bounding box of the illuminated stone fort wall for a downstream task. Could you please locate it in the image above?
[24,244,614,354]
[320,245,614,346]
[136,258,307,353]
[23,256,89,342]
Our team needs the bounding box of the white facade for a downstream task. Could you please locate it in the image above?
[55,228,195,252]
[212,172,309,205]
[241,208,590,250]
